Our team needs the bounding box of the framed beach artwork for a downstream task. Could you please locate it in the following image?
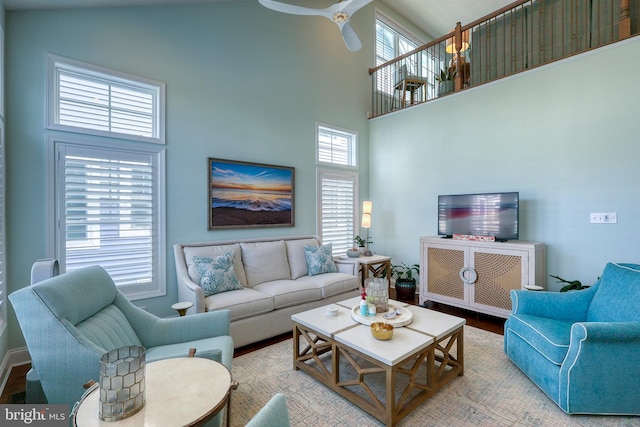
[208,158,295,230]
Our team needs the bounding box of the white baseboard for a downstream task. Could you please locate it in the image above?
[0,347,31,396]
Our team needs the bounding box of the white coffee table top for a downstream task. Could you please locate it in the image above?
[405,305,466,340]
[291,304,357,338]
[334,324,434,366]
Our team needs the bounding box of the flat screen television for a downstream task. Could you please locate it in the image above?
[438,192,519,241]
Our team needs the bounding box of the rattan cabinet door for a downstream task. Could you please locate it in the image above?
[469,248,526,313]
[426,246,466,302]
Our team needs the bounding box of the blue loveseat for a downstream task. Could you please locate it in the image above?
[504,262,640,415]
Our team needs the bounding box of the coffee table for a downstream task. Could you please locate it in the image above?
[292,297,465,426]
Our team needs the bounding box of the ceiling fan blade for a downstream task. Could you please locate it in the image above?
[340,0,373,15]
[340,22,363,52]
[258,0,330,17]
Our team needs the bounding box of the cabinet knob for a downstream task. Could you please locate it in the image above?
[459,266,478,284]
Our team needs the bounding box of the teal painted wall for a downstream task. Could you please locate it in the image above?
[369,37,640,290]
[4,2,373,350]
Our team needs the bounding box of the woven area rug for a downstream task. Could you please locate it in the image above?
[229,326,638,426]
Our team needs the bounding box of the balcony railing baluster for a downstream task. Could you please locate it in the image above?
[369,0,639,118]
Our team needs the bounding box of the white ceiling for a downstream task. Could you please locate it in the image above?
[2,0,513,37]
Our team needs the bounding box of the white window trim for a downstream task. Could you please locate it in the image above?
[316,122,359,169]
[0,119,6,334]
[46,54,166,145]
[45,134,167,300]
[376,11,424,49]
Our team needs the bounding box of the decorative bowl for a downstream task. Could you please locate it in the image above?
[370,322,394,340]
[346,249,361,258]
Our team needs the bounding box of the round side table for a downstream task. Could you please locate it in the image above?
[171,301,194,316]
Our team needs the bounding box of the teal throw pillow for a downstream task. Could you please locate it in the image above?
[193,252,243,297]
[304,243,338,276]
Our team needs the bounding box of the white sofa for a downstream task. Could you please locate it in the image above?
[174,235,359,348]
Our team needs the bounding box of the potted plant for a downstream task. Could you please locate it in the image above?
[550,275,590,292]
[353,235,373,256]
[353,236,367,248]
[435,68,456,96]
[391,262,420,301]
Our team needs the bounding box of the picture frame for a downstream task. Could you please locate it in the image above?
[208,158,295,230]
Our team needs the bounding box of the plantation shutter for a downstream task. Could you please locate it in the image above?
[47,55,165,144]
[57,70,156,138]
[320,172,356,256]
[318,126,356,167]
[60,145,156,288]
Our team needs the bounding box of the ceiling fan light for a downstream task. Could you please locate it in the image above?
[332,11,349,23]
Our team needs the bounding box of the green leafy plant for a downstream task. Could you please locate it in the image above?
[435,68,456,82]
[353,235,372,247]
[550,275,590,292]
[391,262,420,281]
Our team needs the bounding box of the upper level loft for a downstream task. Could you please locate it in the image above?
[370,0,639,118]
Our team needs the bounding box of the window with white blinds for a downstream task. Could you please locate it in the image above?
[318,170,358,256]
[50,139,166,300]
[0,121,6,333]
[317,125,357,167]
[47,55,165,144]
[376,16,434,96]
[316,123,358,257]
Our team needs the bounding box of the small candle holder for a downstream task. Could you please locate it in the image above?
[365,278,389,312]
[99,345,146,421]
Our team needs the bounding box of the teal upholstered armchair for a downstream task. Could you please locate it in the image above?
[9,265,234,409]
[504,262,640,415]
[245,393,291,427]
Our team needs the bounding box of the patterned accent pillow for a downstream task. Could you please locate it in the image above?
[193,252,243,297]
[304,243,338,276]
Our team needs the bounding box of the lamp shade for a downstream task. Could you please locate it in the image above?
[361,213,371,228]
[362,200,372,214]
[445,29,470,54]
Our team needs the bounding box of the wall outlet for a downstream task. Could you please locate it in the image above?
[590,212,617,224]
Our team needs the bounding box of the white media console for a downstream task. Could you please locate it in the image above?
[419,236,545,318]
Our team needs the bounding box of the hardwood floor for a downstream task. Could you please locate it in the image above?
[0,363,30,403]
[0,290,506,402]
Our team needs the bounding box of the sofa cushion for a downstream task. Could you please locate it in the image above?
[241,240,291,287]
[184,244,247,287]
[304,243,337,276]
[204,288,274,321]
[296,273,359,299]
[285,238,319,279]
[193,253,243,297]
[588,263,640,322]
[505,313,573,365]
[252,279,322,309]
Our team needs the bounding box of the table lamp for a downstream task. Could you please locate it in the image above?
[361,201,372,256]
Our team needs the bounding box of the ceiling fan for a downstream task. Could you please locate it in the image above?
[258,0,373,52]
